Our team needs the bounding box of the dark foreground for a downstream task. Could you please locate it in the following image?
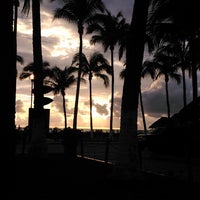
[14,154,199,200]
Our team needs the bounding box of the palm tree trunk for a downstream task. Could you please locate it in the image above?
[110,47,115,135]
[114,0,149,179]
[139,88,147,134]
[182,68,187,107]
[165,75,170,118]
[62,94,67,129]
[73,23,83,130]
[28,0,49,158]
[105,47,114,163]
[89,76,94,137]
[32,0,44,110]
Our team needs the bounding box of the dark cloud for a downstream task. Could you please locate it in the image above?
[142,78,194,119]
[94,103,109,115]
[102,0,133,22]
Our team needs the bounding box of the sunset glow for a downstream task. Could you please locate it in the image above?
[15,0,196,131]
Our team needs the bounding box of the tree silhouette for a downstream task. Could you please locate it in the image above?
[22,0,45,110]
[149,0,200,101]
[53,0,106,130]
[116,0,150,179]
[19,61,51,81]
[86,9,128,135]
[143,45,181,118]
[45,66,77,129]
[19,61,54,109]
[120,60,157,134]
[71,51,111,136]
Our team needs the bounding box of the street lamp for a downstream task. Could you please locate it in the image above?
[30,74,34,108]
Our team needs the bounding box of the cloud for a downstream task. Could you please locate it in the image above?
[102,0,133,22]
[94,103,109,115]
[16,99,26,113]
[16,0,200,130]
[141,77,194,119]
[113,96,121,118]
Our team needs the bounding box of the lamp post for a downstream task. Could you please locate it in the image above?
[30,74,34,108]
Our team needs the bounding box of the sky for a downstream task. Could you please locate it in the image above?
[16,0,199,130]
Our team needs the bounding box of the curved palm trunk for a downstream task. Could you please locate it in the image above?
[110,47,115,135]
[89,75,94,137]
[165,75,170,118]
[114,0,149,179]
[105,47,114,163]
[73,24,83,130]
[62,93,67,129]
[181,68,187,107]
[139,88,147,134]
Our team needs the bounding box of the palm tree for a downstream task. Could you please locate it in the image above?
[45,66,77,129]
[119,61,157,135]
[53,0,106,130]
[143,45,181,118]
[148,1,200,183]
[156,42,191,107]
[114,0,150,179]
[21,0,51,158]
[22,0,45,110]
[149,0,200,101]
[120,57,157,134]
[146,14,192,107]
[19,61,51,81]
[71,51,111,136]
[141,60,157,132]
[86,9,128,135]
[19,61,53,109]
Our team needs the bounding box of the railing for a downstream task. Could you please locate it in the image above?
[76,135,120,164]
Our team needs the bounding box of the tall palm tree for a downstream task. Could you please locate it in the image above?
[21,0,51,158]
[141,60,157,132]
[156,42,191,107]
[114,0,150,179]
[119,61,157,135]
[148,1,200,183]
[22,0,45,110]
[149,0,200,101]
[143,45,181,118]
[86,9,128,135]
[146,14,192,107]
[71,51,111,135]
[45,66,77,129]
[53,0,106,130]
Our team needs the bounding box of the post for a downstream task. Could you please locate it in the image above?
[28,108,50,159]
